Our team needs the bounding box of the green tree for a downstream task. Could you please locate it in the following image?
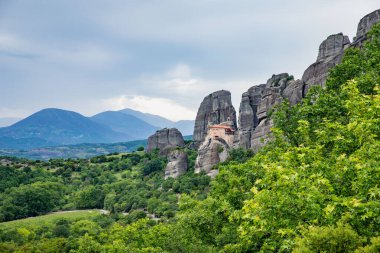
[74,186,105,209]
[0,182,64,221]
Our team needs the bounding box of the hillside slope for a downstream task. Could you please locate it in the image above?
[0,108,129,148]
[120,108,195,135]
[91,111,158,140]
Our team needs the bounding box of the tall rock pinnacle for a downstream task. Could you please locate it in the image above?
[302,33,350,92]
[193,90,237,144]
[352,9,380,47]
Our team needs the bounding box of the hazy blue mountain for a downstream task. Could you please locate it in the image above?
[119,108,174,128]
[0,108,130,149]
[0,117,22,127]
[91,111,159,140]
[0,108,194,150]
[119,108,195,135]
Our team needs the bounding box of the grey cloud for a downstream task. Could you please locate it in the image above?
[0,0,379,119]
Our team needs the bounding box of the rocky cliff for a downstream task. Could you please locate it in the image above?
[146,128,184,155]
[195,137,229,178]
[239,74,305,150]
[302,9,380,90]
[165,149,188,179]
[238,85,265,149]
[192,90,237,175]
[241,9,380,151]
[302,33,350,92]
[193,9,380,176]
[193,90,237,144]
[352,9,380,47]
[147,128,188,179]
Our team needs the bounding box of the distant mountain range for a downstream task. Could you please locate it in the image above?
[0,135,193,160]
[0,108,194,150]
[119,108,195,133]
[91,111,159,140]
[119,108,174,128]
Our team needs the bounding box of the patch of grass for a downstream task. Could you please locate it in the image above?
[0,210,101,230]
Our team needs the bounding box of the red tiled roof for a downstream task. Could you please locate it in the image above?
[208,125,234,131]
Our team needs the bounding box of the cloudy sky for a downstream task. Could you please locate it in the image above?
[0,0,378,121]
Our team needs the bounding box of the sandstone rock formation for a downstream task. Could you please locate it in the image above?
[302,33,350,92]
[302,9,380,90]
[194,9,380,174]
[146,128,184,155]
[352,9,380,47]
[165,149,188,179]
[238,85,265,149]
[195,137,229,177]
[239,9,380,153]
[194,120,235,176]
[282,79,305,106]
[238,74,305,150]
[193,90,237,144]
[252,74,306,151]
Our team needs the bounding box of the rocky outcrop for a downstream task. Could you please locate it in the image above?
[194,9,380,172]
[193,90,237,144]
[147,128,188,179]
[302,9,380,89]
[282,79,305,106]
[195,137,229,177]
[243,10,380,152]
[238,74,305,150]
[165,149,188,179]
[250,118,273,152]
[238,85,265,149]
[302,33,350,92]
[352,9,380,47]
[146,128,184,155]
[252,74,306,150]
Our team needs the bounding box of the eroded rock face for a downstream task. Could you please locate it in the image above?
[282,79,305,106]
[193,90,237,144]
[146,128,184,155]
[302,9,380,88]
[241,10,380,152]
[252,74,305,150]
[352,9,380,47]
[195,9,380,171]
[195,137,229,177]
[302,33,350,92]
[165,149,188,179]
[317,33,351,62]
[238,85,265,149]
[251,118,273,152]
[238,74,305,150]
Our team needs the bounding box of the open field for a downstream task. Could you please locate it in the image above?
[0,210,103,230]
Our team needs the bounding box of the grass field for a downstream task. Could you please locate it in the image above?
[0,210,102,230]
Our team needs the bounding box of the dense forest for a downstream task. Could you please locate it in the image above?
[0,23,380,253]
